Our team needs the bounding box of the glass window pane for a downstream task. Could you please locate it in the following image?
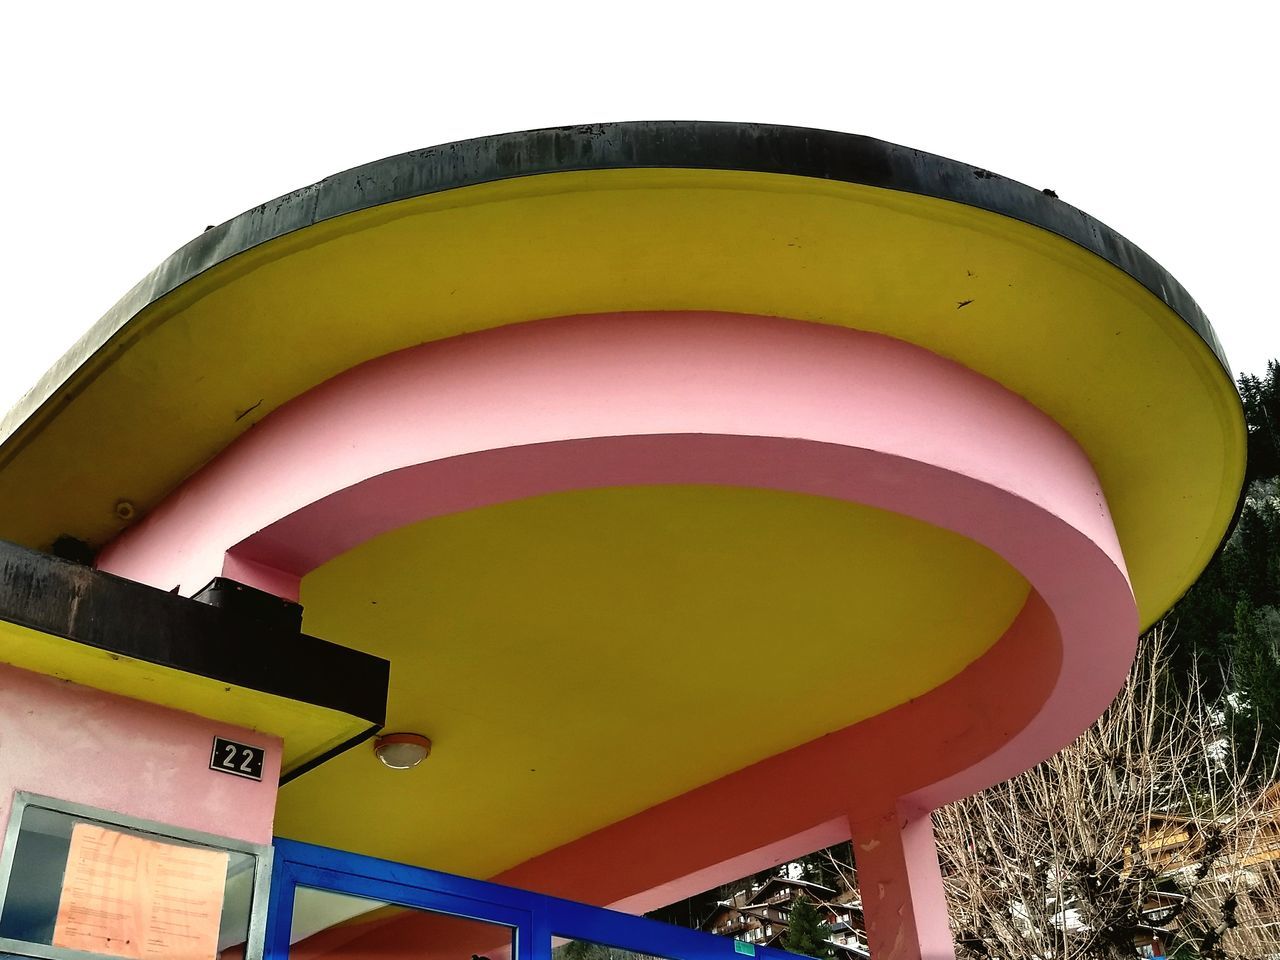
[0,802,256,960]
[289,887,515,959]
[552,938,670,960]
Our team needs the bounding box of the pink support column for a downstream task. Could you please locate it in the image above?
[851,802,956,960]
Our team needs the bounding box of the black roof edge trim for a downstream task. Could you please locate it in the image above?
[0,121,1233,454]
[0,539,388,729]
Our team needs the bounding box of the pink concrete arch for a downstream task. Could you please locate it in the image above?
[101,312,1126,583]
[98,312,1138,956]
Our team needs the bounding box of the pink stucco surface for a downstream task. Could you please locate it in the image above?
[98,312,1135,806]
[0,661,280,844]
[95,311,1139,960]
[99,312,1126,596]
[852,804,956,960]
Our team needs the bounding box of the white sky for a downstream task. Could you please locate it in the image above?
[1,2,1275,418]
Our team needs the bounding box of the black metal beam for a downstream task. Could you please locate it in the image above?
[0,538,388,745]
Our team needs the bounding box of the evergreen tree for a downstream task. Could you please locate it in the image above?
[1240,360,1280,486]
[1166,361,1280,761]
[1229,595,1280,756]
[781,895,832,958]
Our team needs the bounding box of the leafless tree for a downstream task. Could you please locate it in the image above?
[675,629,1280,958]
[933,627,1280,959]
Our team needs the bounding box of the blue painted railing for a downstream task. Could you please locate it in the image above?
[267,838,804,960]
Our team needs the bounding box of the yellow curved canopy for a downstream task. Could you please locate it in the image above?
[0,167,1243,628]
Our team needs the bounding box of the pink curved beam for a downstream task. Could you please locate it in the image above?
[101,312,1124,599]
[99,313,1138,954]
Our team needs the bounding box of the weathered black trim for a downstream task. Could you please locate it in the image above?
[0,539,388,730]
[194,576,303,634]
[0,121,1232,453]
[279,723,380,786]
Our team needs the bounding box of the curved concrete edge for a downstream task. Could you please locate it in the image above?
[0,121,1230,461]
[97,308,1136,847]
[485,496,1133,913]
[98,312,1125,594]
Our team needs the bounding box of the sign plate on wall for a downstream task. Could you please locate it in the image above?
[53,822,228,959]
[209,736,265,781]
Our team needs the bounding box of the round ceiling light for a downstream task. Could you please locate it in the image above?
[373,732,432,770]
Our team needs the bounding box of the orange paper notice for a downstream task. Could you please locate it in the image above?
[52,822,229,960]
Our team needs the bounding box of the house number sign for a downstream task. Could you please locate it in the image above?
[209,736,266,781]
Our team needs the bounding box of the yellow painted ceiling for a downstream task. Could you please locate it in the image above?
[0,168,1243,629]
[278,485,1029,876]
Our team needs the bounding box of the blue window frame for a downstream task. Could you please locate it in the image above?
[267,838,802,960]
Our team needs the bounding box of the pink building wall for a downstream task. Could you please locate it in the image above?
[0,661,280,844]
